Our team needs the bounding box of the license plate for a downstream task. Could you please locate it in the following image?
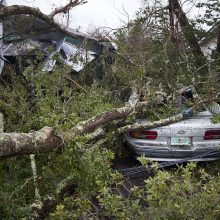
[170,137,189,145]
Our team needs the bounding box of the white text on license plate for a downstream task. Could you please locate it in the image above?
[170,137,189,145]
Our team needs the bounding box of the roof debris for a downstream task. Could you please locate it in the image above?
[0,15,114,74]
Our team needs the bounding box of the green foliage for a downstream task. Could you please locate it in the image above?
[0,62,118,133]
[145,162,220,219]
[0,57,122,218]
[0,73,33,132]
[48,141,119,219]
[212,114,220,124]
[0,156,34,218]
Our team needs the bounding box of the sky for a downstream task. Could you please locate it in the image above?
[6,0,143,32]
[5,0,209,33]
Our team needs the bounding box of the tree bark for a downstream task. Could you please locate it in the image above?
[168,0,176,42]
[69,100,151,136]
[0,127,62,159]
[30,154,41,201]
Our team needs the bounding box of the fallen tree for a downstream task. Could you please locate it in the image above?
[1,91,219,159]
[0,86,153,158]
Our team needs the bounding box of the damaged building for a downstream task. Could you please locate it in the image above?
[0,15,114,78]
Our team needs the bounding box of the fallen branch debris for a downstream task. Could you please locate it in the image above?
[0,93,219,159]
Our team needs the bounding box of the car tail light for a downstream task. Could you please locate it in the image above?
[129,130,158,139]
[204,130,220,140]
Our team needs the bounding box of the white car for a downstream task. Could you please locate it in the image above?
[125,89,220,161]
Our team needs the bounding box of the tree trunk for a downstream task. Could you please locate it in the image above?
[169,0,207,73]
[216,24,220,55]
[168,1,176,42]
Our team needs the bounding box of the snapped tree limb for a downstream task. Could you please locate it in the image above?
[118,112,183,133]
[0,127,62,159]
[68,84,142,136]
[29,96,220,219]
[0,94,153,158]
[68,100,152,137]
[0,91,219,159]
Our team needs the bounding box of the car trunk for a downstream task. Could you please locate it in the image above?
[168,116,211,137]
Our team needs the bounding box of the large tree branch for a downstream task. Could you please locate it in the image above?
[0,5,55,24]
[25,95,220,219]
[50,0,87,18]
[118,112,183,133]
[69,100,152,137]
[0,127,62,159]
[0,91,154,158]
[0,2,86,20]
